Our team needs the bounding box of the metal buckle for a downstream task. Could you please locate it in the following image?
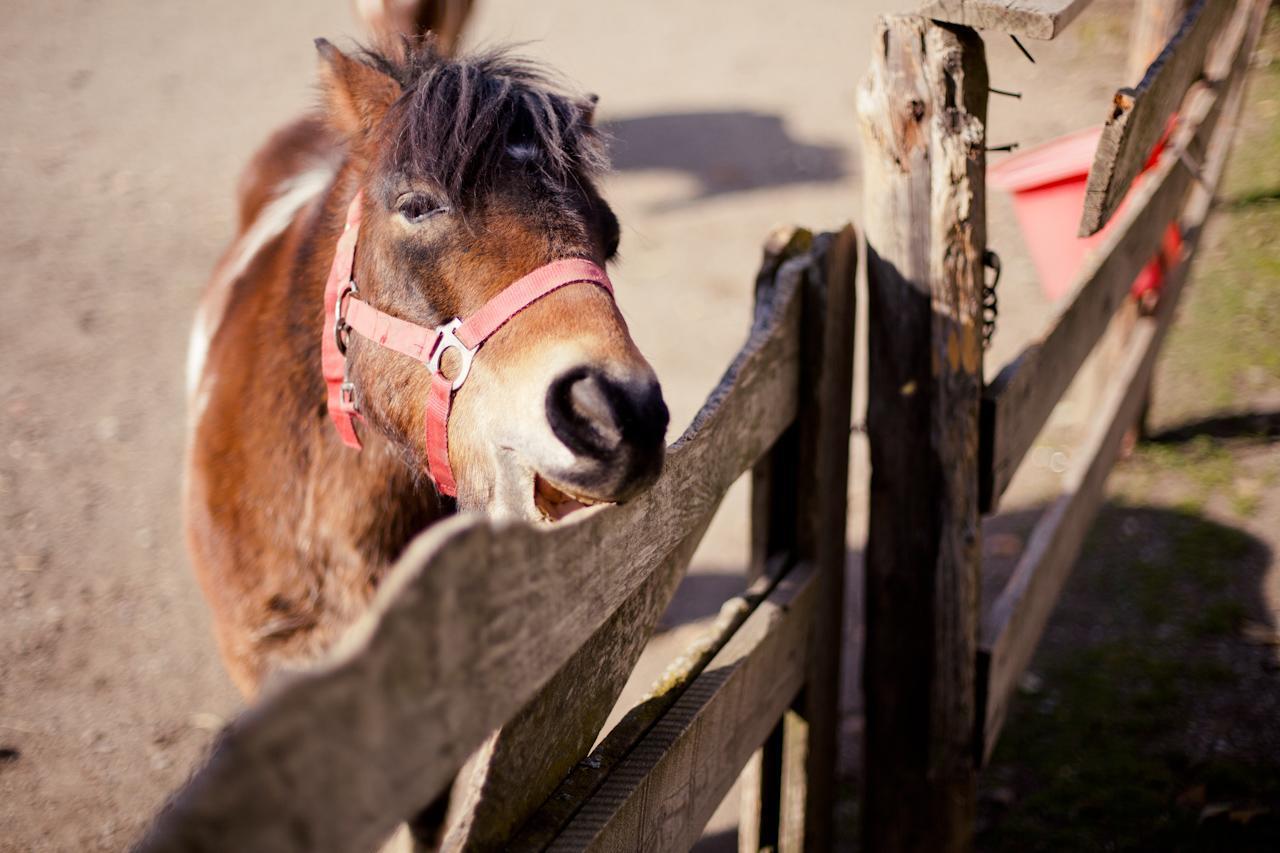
[339,358,359,413]
[428,318,477,391]
[339,381,358,411]
[333,280,357,355]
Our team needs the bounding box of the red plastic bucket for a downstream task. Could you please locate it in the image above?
[988,126,1181,302]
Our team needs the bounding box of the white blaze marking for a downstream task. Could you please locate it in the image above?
[185,166,335,402]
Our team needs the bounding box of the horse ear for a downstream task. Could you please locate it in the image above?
[580,93,599,126]
[315,38,401,140]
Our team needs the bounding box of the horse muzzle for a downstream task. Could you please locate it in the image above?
[539,364,668,509]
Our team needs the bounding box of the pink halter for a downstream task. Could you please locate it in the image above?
[321,191,614,497]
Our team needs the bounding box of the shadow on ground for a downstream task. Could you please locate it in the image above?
[1147,409,1280,444]
[979,491,1280,852]
[604,110,848,206]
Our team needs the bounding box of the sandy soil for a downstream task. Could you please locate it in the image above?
[0,1,1152,849]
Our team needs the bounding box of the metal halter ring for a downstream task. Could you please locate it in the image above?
[427,318,478,391]
[333,280,358,356]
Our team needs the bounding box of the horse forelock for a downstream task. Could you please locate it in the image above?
[357,41,608,206]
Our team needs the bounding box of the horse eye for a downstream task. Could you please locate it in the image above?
[395,192,448,224]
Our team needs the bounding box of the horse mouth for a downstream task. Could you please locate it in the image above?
[533,474,612,522]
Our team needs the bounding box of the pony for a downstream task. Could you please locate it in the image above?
[182,36,668,700]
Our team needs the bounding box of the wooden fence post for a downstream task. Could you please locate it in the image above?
[857,16,987,853]
[742,224,858,851]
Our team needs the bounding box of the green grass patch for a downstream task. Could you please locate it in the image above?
[1154,7,1280,425]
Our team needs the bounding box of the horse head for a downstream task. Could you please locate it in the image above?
[316,40,668,522]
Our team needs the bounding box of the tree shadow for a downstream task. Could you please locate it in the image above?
[979,497,1280,851]
[603,110,849,208]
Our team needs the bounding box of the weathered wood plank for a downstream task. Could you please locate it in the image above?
[136,237,808,853]
[506,554,789,851]
[919,0,1095,40]
[546,561,820,853]
[436,519,711,850]
[1079,0,1237,235]
[788,223,857,853]
[740,223,858,852]
[982,4,1257,510]
[858,15,987,853]
[978,0,1261,758]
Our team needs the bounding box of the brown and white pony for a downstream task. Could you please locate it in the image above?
[183,38,667,698]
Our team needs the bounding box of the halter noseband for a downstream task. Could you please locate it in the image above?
[321,191,614,497]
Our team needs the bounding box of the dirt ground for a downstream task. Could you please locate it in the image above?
[3,0,1271,850]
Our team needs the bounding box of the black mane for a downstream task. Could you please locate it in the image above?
[359,40,607,205]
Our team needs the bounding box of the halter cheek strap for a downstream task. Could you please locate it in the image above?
[321,190,615,498]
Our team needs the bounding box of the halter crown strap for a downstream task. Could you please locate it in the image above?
[321,189,615,497]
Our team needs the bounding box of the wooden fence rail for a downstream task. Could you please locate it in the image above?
[1080,0,1237,234]
[137,226,857,852]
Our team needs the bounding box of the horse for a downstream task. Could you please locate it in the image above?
[182,37,668,702]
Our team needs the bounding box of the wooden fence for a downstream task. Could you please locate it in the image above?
[859,0,1268,849]
[136,224,858,852]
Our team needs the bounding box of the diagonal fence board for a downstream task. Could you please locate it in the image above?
[439,518,713,850]
[509,558,790,851]
[1079,0,1237,234]
[918,0,1096,40]
[136,238,812,853]
[977,0,1262,759]
[980,0,1257,511]
[546,561,820,853]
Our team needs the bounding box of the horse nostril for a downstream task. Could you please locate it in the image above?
[546,367,669,464]
[568,373,623,449]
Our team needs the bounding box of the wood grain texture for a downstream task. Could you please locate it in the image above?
[546,561,821,853]
[981,0,1259,511]
[135,234,809,853]
[1079,0,1236,235]
[437,520,710,850]
[858,16,987,853]
[919,0,1095,39]
[978,0,1263,759]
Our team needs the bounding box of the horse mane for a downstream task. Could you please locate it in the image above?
[356,39,608,206]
